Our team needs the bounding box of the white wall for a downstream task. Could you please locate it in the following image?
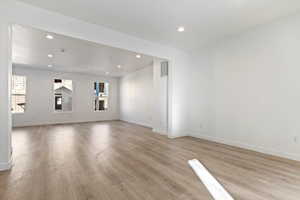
[119,59,169,134]
[188,50,214,137]
[120,65,153,127]
[13,66,119,127]
[189,13,300,161]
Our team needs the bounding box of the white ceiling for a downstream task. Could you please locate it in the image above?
[17,0,300,51]
[12,25,154,77]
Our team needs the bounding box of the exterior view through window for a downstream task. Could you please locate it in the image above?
[54,79,73,112]
[94,82,109,111]
[12,75,26,113]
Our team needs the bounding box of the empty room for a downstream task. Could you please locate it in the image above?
[1,1,300,200]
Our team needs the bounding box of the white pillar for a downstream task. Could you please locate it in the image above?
[0,21,12,171]
[152,58,169,135]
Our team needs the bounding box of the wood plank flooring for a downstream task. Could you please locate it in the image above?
[1,121,300,200]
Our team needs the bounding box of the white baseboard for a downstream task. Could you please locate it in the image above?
[168,134,182,139]
[168,129,189,139]
[189,131,300,162]
[152,128,168,135]
[13,118,120,128]
[0,157,13,171]
[120,119,152,128]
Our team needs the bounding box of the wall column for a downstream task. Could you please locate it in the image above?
[0,21,12,171]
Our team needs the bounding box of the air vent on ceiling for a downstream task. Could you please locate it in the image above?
[161,61,168,77]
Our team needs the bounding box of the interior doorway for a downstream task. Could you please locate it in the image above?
[10,24,170,135]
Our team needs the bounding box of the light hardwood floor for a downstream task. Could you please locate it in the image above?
[1,121,300,200]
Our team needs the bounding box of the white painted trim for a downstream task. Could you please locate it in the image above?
[152,128,168,135]
[188,159,234,200]
[119,119,152,129]
[0,157,12,171]
[13,118,120,128]
[168,129,188,139]
[167,60,172,138]
[189,132,300,162]
[168,135,178,139]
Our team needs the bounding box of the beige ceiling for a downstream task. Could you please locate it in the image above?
[12,25,154,77]
[17,0,300,51]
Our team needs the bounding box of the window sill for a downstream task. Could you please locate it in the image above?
[12,112,25,115]
[53,111,73,114]
[94,110,108,113]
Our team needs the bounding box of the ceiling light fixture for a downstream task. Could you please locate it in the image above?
[105,72,110,75]
[46,34,54,40]
[48,54,53,58]
[177,26,185,32]
[48,64,53,68]
[117,65,121,68]
[136,54,141,58]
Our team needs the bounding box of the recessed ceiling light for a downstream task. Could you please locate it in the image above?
[117,65,121,68]
[48,54,53,58]
[177,26,185,32]
[46,34,54,40]
[105,72,110,75]
[136,54,141,58]
[48,64,53,68]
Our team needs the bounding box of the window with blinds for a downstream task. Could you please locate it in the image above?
[12,75,27,113]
